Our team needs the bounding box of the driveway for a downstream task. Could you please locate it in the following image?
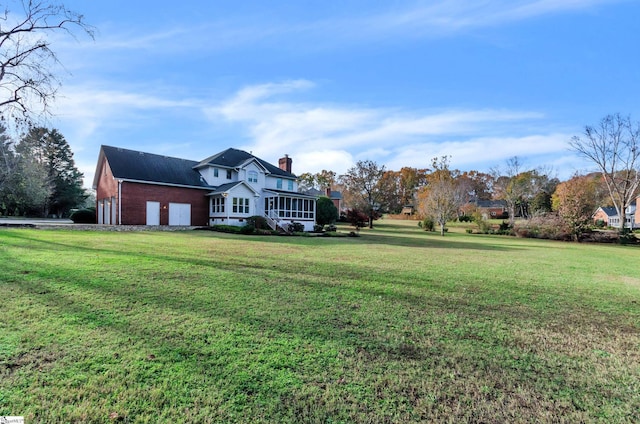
[0,218,74,226]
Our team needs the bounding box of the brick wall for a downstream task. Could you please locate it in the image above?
[120,182,210,226]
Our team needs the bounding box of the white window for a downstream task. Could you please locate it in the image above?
[232,197,250,214]
[226,169,232,179]
[277,178,283,189]
[214,168,219,177]
[248,170,258,183]
[287,180,294,190]
[212,197,225,213]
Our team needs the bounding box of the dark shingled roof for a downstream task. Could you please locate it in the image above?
[597,206,618,217]
[196,148,296,178]
[100,145,211,188]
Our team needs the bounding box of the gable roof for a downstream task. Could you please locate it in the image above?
[595,206,618,217]
[94,145,211,189]
[195,148,296,179]
[207,181,260,196]
[302,188,343,200]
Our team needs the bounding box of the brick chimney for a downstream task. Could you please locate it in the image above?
[279,154,292,173]
[325,187,332,197]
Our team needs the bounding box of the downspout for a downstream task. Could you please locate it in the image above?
[117,180,122,225]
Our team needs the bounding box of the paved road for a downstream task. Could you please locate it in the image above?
[0,218,74,225]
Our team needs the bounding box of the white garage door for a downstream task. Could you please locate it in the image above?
[169,203,191,226]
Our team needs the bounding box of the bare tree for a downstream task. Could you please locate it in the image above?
[570,114,640,233]
[418,156,464,236]
[0,0,94,122]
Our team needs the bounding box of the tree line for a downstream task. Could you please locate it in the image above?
[0,125,88,217]
[301,113,639,241]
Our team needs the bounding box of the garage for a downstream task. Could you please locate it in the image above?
[169,203,191,226]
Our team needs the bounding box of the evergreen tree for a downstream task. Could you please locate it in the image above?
[18,127,86,217]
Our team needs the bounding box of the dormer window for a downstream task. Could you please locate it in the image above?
[226,169,232,179]
[248,171,258,183]
[214,168,219,178]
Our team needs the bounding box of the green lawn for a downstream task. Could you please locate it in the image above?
[1,221,639,423]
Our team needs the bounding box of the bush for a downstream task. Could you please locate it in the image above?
[316,197,339,226]
[497,221,513,235]
[70,208,96,224]
[513,215,571,241]
[325,224,337,232]
[246,215,269,230]
[472,211,492,234]
[210,225,242,233]
[465,228,473,234]
[420,217,435,232]
[240,224,256,234]
[346,209,369,230]
[288,222,305,233]
[458,215,473,222]
[313,224,324,232]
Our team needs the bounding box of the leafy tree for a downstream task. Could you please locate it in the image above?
[492,158,557,224]
[418,157,464,236]
[17,127,86,217]
[378,167,428,214]
[457,170,494,201]
[297,170,337,193]
[0,1,94,123]
[570,113,640,233]
[345,208,369,231]
[552,174,598,241]
[339,160,387,228]
[316,196,338,226]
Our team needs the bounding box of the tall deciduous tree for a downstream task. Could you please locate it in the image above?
[418,156,464,236]
[552,174,598,241]
[339,160,386,228]
[0,1,94,122]
[570,113,640,233]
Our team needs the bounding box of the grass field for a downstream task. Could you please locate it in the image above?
[1,220,639,423]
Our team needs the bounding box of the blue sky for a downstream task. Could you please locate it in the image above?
[45,0,640,187]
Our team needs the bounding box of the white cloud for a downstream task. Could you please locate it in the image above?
[208,80,577,175]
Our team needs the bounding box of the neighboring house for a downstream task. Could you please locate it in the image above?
[93,146,317,230]
[464,199,508,219]
[302,187,343,212]
[592,198,638,229]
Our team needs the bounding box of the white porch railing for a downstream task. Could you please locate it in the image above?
[266,209,288,232]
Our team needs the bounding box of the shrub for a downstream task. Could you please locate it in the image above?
[325,224,337,232]
[288,222,305,233]
[465,228,473,234]
[246,215,269,230]
[420,217,435,232]
[497,221,513,235]
[210,225,242,233]
[513,215,571,241]
[458,215,472,222]
[346,209,369,230]
[240,224,256,234]
[313,224,324,232]
[472,211,492,234]
[70,208,96,224]
[316,197,339,226]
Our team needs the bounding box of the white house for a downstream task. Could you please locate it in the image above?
[94,145,317,231]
